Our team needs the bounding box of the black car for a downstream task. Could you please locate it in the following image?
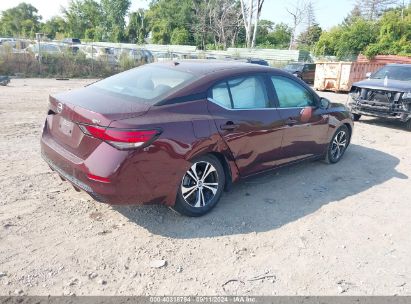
[246,58,269,66]
[283,63,316,83]
[236,58,269,66]
[347,64,411,130]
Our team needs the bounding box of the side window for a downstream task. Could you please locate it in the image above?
[271,76,315,108]
[210,82,232,108]
[228,76,269,109]
[210,76,269,109]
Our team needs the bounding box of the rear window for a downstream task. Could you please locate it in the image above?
[91,65,195,103]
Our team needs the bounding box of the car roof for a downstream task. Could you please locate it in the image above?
[151,60,273,76]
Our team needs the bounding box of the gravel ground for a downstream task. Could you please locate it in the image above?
[0,78,410,296]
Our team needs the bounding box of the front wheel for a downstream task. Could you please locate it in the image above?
[172,155,225,217]
[325,125,350,164]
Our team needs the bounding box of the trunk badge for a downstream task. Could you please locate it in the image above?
[92,119,101,124]
[57,102,63,113]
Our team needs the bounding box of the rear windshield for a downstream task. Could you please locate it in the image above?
[91,65,195,103]
[371,65,411,81]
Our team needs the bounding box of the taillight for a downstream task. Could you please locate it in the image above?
[79,125,161,149]
[87,173,111,183]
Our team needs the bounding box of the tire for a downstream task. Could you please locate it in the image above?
[325,125,350,164]
[172,155,225,217]
[405,119,411,131]
[352,113,361,121]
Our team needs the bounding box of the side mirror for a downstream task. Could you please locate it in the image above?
[320,97,330,110]
[365,72,372,78]
[300,106,313,123]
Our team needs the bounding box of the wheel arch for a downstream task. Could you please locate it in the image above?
[343,122,353,144]
[207,151,235,191]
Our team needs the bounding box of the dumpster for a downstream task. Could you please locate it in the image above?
[314,62,385,92]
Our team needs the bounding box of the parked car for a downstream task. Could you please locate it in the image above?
[347,64,411,130]
[82,46,117,65]
[0,75,10,86]
[246,58,269,66]
[141,49,154,63]
[113,48,154,63]
[40,61,353,216]
[0,37,15,45]
[284,62,316,83]
[62,38,81,45]
[26,43,62,59]
[154,51,181,62]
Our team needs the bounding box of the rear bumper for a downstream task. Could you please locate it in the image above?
[42,153,108,202]
[40,133,154,205]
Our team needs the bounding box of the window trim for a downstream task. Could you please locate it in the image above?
[207,73,275,110]
[269,74,319,109]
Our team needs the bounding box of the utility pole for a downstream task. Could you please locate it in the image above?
[35,33,43,75]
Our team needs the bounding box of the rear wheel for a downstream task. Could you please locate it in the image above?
[352,113,361,121]
[172,155,225,217]
[325,125,350,164]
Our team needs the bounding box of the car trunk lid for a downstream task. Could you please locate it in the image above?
[46,87,151,158]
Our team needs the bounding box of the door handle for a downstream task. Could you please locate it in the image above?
[220,121,240,131]
[285,118,298,126]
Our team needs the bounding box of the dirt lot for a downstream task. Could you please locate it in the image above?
[0,78,410,296]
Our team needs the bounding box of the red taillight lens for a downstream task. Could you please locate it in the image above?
[87,173,111,183]
[79,125,160,149]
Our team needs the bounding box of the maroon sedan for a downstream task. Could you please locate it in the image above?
[41,61,353,216]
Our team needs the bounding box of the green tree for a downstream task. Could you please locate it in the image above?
[0,3,41,38]
[63,0,103,40]
[315,18,379,59]
[126,9,149,44]
[101,0,131,42]
[365,5,411,57]
[257,23,292,49]
[171,28,190,44]
[42,16,67,39]
[255,19,274,44]
[298,23,322,50]
[146,0,194,45]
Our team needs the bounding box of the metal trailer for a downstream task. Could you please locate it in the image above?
[314,62,385,92]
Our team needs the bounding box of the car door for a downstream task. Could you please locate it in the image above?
[270,75,329,164]
[207,74,284,176]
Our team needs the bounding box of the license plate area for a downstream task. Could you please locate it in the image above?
[59,117,74,136]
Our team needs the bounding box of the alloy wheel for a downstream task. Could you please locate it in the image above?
[181,161,219,208]
[330,130,347,161]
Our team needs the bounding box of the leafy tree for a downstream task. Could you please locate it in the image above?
[146,0,194,45]
[0,3,41,38]
[315,18,379,59]
[257,23,291,49]
[42,16,67,39]
[63,0,103,40]
[100,0,131,42]
[365,5,411,57]
[255,19,274,43]
[171,28,190,44]
[126,9,149,44]
[298,23,322,50]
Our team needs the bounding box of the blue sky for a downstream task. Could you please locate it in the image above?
[0,0,354,31]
